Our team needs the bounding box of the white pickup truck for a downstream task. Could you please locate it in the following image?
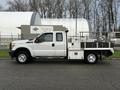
[9,30,114,64]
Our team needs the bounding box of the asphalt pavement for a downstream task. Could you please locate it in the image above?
[0,59,120,90]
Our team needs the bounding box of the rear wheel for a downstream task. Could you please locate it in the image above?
[85,53,98,64]
[16,51,30,64]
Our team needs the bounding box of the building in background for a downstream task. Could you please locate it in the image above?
[0,12,89,36]
[0,12,119,49]
[0,12,33,35]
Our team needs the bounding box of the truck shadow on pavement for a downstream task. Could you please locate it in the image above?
[12,59,112,66]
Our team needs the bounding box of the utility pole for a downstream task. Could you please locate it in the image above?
[75,0,78,36]
[94,0,96,32]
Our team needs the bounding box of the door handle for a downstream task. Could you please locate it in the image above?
[52,43,55,47]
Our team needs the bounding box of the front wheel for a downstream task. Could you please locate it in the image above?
[85,53,98,64]
[16,51,30,64]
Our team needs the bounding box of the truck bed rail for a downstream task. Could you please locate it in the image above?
[68,32,114,49]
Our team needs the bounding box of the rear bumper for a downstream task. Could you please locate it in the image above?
[9,51,15,58]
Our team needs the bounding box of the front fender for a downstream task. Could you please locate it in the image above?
[12,44,34,57]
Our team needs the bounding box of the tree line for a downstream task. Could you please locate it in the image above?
[0,0,120,32]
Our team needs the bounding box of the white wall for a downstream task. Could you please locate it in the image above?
[40,19,89,36]
[0,12,33,35]
[0,12,89,36]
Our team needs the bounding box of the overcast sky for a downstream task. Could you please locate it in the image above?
[0,0,7,5]
[0,0,7,9]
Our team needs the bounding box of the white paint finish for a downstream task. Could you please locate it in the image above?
[54,32,66,56]
[12,31,66,57]
[12,40,30,44]
[33,42,55,56]
[69,40,81,49]
[11,32,114,59]
[32,32,55,56]
[68,51,84,59]
[54,41,66,56]
[33,31,66,57]
[12,43,35,57]
[84,48,114,53]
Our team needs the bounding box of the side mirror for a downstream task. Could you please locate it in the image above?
[35,39,39,43]
[35,37,43,43]
[34,37,40,43]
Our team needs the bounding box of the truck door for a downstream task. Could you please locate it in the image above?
[34,32,55,56]
[55,32,66,56]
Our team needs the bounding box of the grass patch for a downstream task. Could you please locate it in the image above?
[110,50,120,58]
[103,50,120,60]
[0,50,9,58]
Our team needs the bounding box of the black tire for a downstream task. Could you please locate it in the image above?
[16,51,30,64]
[85,52,98,64]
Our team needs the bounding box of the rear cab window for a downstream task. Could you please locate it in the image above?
[56,33,63,42]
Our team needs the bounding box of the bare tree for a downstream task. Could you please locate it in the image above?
[6,0,120,31]
[29,0,66,18]
[29,0,40,11]
[54,0,65,18]
[67,0,81,18]
[82,0,93,19]
[89,0,120,32]
[100,0,119,32]
[29,0,54,18]
[8,0,30,11]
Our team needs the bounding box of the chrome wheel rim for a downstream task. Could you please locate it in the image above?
[18,54,27,63]
[87,54,96,63]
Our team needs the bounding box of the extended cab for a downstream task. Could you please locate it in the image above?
[9,30,114,64]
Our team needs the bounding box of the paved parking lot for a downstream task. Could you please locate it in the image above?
[0,59,120,90]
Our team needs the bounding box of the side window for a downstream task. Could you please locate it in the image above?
[56,33,63,42]
[39,33,53,42]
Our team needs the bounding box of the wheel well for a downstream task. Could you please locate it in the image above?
[14,48,31,57]
[102,50,113,57]
[84,50,99,55]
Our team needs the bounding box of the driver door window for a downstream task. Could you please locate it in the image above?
[38,33,53,43]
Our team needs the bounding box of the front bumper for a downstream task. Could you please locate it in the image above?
[9,51,15,58]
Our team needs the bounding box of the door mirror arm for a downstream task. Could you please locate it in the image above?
[35,38,43,43]
[34,38,40,43]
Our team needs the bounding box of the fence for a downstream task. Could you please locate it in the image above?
[0,34,21,49]
[0,32,120,50]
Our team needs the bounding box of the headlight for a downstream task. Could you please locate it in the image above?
[11,43,15,49]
